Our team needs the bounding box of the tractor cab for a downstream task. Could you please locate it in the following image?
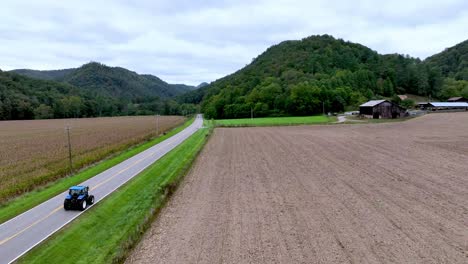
[68,186,88,197]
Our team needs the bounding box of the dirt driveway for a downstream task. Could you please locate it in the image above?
[127,113,468,264]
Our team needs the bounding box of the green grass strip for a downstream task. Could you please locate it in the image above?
[0,117,194,224]
[17,127,210,264]
[343,116,415,124]
[214,115,335,127]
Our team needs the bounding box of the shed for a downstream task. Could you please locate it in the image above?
[447,97,468,102]
[417,102,429,109]
[427,102,468,110]
[359,100,407,119]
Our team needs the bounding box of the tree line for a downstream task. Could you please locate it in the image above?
[0,70,197,120]
[180,35,467,119]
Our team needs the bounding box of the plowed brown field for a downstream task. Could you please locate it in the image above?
[127,113,468,264]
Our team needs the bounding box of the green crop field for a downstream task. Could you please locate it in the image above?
[214,115,335,127]
[17,127,211,264]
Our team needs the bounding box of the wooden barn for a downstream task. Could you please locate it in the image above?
[359,100,407,119]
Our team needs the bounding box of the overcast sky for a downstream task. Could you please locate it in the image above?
[1,0,467,85]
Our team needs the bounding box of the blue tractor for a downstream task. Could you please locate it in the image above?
[64,186,95,211]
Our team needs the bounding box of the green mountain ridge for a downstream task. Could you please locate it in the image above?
[11,62,196,98]
[1,63,199,120]
[179,35,468,119]
[12,68,75,81]
[0,70,91,120]
[425,39,468,81]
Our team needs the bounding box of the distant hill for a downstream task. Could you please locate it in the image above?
[182,35,448,119]
[176,82,209,104]
[197,82,209,88]
[61,62,194,98]
[11,62,196,99]
[425,39,468,81]
[11,68,75,81]
[1,63,199,120]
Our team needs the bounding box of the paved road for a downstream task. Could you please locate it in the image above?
[335,115,365,123]
[336,115,347,123]
[0,115,203,264]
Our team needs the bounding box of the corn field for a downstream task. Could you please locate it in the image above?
[0,115,185,203]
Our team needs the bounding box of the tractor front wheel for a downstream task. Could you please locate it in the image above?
[88,195,95,205]
[79,199,87,211]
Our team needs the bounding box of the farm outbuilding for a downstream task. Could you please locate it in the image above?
[417,102,429,109]
[359,100,407,119]
[426,102,468,111]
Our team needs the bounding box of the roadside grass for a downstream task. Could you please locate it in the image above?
[203,118,216,128]
[0,118,194,224]
[343,115,416,124]
[214,115,335,127]
[17,127,210,264]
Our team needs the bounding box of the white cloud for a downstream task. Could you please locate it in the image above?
[0,0,466,85]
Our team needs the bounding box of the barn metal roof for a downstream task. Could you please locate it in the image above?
[360,100,387,107]
[428,102,468,107]
[447,97,463,101]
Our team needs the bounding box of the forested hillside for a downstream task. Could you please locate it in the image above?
[1,63,198,120]
[425,39,468,80]
[12,62,195,98]
[181,35,467,119]
[423,40,468,100]
[0,70,86,119]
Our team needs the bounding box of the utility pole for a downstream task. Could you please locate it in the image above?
[156,114,160,136]
[322,102,325,115]
[251,107,253,120]
[66,126,73,174]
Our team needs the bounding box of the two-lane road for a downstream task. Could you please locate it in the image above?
[0,115,203,264]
